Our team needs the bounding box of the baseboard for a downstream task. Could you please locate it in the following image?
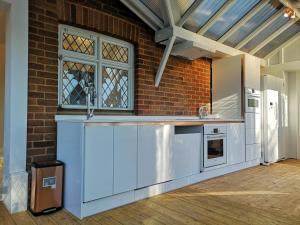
[3,171,28,213]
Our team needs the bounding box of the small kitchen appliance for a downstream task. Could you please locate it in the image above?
[245,88,261,113]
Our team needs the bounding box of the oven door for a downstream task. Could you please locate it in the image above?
[204,134,227,168]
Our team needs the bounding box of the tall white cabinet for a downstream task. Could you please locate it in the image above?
[244,54,262,162]
[213,54,262,162]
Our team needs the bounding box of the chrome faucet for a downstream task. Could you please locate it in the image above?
[84,83,96,120]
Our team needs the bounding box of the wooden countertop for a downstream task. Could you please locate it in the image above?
[57,119,244,126]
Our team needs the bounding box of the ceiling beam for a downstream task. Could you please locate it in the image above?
[161,0,175,27]
[218,0,269,43]
[177,0,204,27]
[119,0,164,31]
[155,36,176,87]
[250,18,299,55]
[157,26,244,56]
[235,8,285,49]
[197,0,236,35]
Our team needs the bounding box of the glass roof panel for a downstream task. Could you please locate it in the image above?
[176,0,195,16]
[204,0,260,41]
[241,15,290,52]
[224,2,281,47]
[140,0,163,20]
[183,0,226,33]
[255,22,300,58]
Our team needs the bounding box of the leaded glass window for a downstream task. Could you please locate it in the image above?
[58,25,134,110]
[63,33,95,55]
[62,61,96,106]
[102,67,129,108]
[102,41,129,63]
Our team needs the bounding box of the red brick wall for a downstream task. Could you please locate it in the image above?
[28,0,211,166]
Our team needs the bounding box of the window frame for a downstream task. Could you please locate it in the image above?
[58,24,135,111]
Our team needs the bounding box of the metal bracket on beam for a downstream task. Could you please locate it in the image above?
[155,26,174,43]
[155,36,176,87]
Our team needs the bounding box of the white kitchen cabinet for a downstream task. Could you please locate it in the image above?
[212,55,243,119]
[113,126,137,194]
[172,126,202,179]
[84,126,114,202]
[227,123,245,165]
[137,125,173,188]
[246,144,261,161]
[245,113,261,145]
[57,119,261,219]
[244,54,261,90]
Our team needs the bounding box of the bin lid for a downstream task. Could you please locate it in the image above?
[31,160,64,168]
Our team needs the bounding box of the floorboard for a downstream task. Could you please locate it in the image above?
[1,159,300,225]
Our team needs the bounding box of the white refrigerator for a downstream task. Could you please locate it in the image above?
[263,75,286,164]
[263,89,279,163]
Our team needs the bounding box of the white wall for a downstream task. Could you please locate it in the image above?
[285,71,300,159]
[0,0,28,213]
[0,12,5,158]
[263,35,300,76]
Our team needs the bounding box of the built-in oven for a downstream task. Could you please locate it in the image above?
[245,88,261,113]
[203,124,227,169]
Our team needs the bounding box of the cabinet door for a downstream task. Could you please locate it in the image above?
[137,125,173,188]
[245,113,261,144]
[113,126,138,194]
[84,126,113,202]
[212,55,243,119]
[227,123,246,165]
[172,133,201,179]
[244,55,260,90]
[246,144,262,161]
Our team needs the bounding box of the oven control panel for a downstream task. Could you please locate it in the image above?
[204,124,227,135]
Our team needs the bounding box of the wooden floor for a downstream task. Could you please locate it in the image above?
[2,160,300,225]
